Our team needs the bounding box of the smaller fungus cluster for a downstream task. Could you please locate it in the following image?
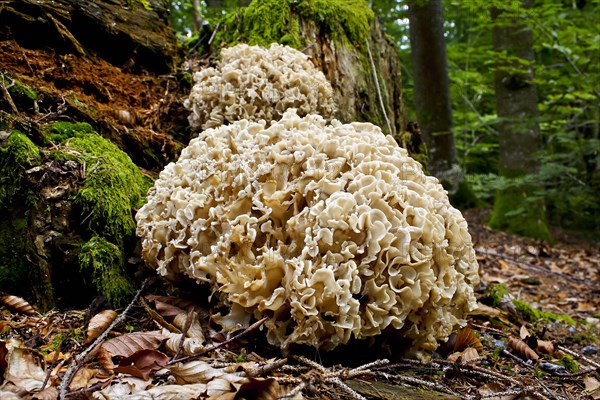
[185,44,336,130]
[136,110,479,351]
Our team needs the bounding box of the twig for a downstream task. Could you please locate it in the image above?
[365,40,392,135]
[502,349,535,370]
[169,316,268,364]
[0,75,19,114]
[208,23,220,46]
[58,279,148,400]
[558,345,600,369]
[172,307,194,361]
[475,248,594,285]
[39,341,62,391]
[325,376,367,400]
[244,357,288,378]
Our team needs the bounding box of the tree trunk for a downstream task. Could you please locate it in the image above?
[488,1,552,241]
[210,1,407,138]
[407,0,462,193]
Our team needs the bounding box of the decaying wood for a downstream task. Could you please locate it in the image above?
[0,0,177,73]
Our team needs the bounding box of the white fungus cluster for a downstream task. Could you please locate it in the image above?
[136,110,479,351]
[185,43,336,131]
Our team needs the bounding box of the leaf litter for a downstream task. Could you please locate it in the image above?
[0,210,597,399]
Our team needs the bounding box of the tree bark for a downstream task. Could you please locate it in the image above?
[488,0,552,241]
[407,0,462,193]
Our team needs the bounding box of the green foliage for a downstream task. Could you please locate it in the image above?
[79,236,135,307]
[374,0,599,236]
[47,122,150,244]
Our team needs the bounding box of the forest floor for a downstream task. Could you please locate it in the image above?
[1,39,599,400]
[0,209,598,400]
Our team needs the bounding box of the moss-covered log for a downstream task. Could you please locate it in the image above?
[209,0,407,137]
[0,123,149,309]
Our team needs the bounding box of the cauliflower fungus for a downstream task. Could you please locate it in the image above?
[136,110,479,351]
[185,44,336,130]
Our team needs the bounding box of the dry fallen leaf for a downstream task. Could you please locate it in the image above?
[1,339,46,394]
[173,311,206,341]
[519,325,531,340]
[97,331,166,373]
[31,386,58,400]
[85,309,117,344]
[169,360,247,385]
[162,329,206,356]
[454,327,483,352]
[507,337,539,361]
[113,349,170,380]
[536,340,556,355]
[584,376,600,400]
[0,295,37,316]
[232,377,282,400]
[448,347,479,364]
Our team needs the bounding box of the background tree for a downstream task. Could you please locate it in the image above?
[406,0,459,190]
[487,0,552,241]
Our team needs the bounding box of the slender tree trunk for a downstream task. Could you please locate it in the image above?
[488,0,552,241]
[407,0,463,194]
[192,0,203,31]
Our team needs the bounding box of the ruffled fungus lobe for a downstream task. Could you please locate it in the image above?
[136,110,479,351]
[185,44,336,130]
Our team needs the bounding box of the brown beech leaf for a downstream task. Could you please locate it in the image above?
[85,310,118,344]
[97,331,166,373]
[584,376,600,400]
[31,386,58,400]
[453,327,483,352]
[170,360,247,385]
[114,349,170,380]
[448,347,479,364]
[536,340,557,355]
[232,377,281,400]
[0,295,37,316]
[507,337,539,361]
[144,295,196,317]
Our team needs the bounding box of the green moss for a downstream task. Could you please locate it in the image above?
[0,131,41,207]
[296,0,373,44]
[486,283,510,307]
[79,236,135,307]
[559,355,579,373]
[45,121,96,145]
[6,78,37,102]
[243,0,302,48]
[47,122,150,244]
[513,300,575,325]
[488,176,552,242]
[487,284,574,325]
[215,0,373,49]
